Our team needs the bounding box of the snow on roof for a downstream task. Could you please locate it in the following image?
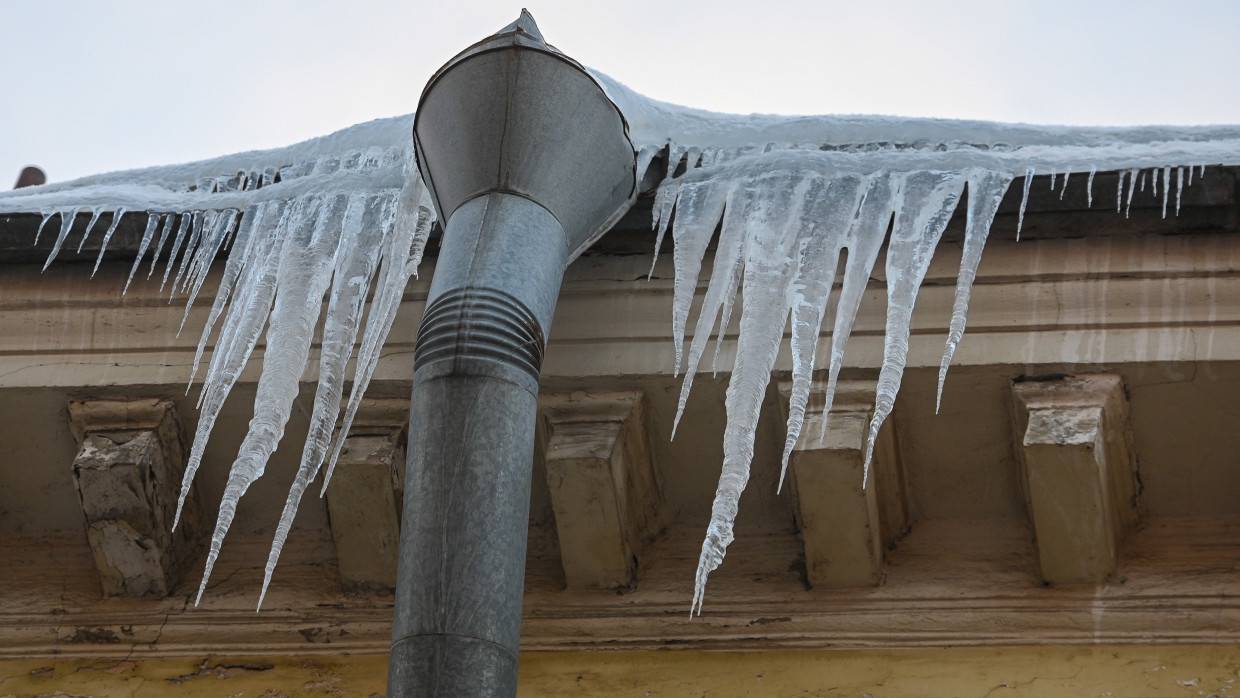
[3,73,1238,217]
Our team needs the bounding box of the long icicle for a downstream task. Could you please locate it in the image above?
[1016,167,1034,238]
[775,175,862,492]
[41,208,79,272]
[1124,168,1138,218]
[160,213,192,290]
[170,211,207,295]
[90,209,128,275]
[258,194,386,609]
[195,195,344,605]
[320,174,432,494]
[177,210,239,336]
[693,172,807,615]
[146,213,177,279]
[173,202,293,530]
[668,180,728,377]
[935,169,1014,412]
[123,211,161,293]
[184,204,266,387]
[671,183,751,438]
[862,170,966,483]
[709,254,743,376]
[75,208,104,254]
[813,173,897,445]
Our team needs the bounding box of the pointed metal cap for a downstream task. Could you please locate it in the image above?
[498,9,544,42]
[413,10,637,262]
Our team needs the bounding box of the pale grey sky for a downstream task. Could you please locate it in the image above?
[3,0,1238,185]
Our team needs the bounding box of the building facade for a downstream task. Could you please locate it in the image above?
[1,165,1240,696]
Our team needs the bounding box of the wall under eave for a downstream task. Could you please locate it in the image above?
[2,645,1238,696]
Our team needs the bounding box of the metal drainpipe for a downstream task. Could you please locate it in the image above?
[388,11,637,697]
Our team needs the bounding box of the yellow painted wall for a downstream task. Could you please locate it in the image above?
[2,645,1238,697]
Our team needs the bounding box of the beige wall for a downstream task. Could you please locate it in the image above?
[3,645,1239,697]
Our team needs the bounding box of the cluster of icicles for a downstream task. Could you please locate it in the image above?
[648,148,1224,615]
[28,152,435,608]
[7,115,1240,613]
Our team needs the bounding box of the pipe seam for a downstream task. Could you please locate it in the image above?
[413,286,546,381]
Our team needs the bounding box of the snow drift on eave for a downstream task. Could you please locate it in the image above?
[1,73,1239,614]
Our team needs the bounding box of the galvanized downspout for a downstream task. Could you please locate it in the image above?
[388,12,637,697]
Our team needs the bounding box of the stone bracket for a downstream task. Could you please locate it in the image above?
[540,390,662,591]
[778,380,908,589]
[1011,374,1139,584]
[324,398,408,591]
[66,398,197,597]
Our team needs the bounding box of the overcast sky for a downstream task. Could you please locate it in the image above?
[3,0,1238,185]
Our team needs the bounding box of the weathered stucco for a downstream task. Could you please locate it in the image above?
[3,645,1240,697]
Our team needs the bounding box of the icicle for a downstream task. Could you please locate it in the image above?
[1086,166,1097,208]
[1138,169,1146,192]
[1152,167,1160,198]
[74,208,104,254]
[1124,168,1138,219]
[41,208,79,272]
[160,213,192,290]
[320,185,428,494]
[122,213,161,290]
[177,211,238,336]
[634,144,659,190]
[1161,166,1171,218]
[647,175,680,280]
[813,173,896,445]
[1116,169,1126,213]
[34,211,54,244]
[667,180,730,377]
[1175,166,1184,216]
[171,211,207,295]
[671,182,753,438]
[1187,164,1195,186]
[186,205,267,387]
[195,205,293,412]
[195,195,345,606]
[1059,169,1071,200]
[692,172,809,615]
[92,209,131,277]
[666,143,687,180]
[709,256,742,375]
[179,212,224,297]
[1049,169,1057,190]
[174,202,293,530]
[222,215,240,252]
[936,169,1014,412]
[862,171,965,482]
[170,211,205,294]
[1016,167,1034,239]
[147,214,177,279]
[685,146,702,171]
[258,194,388,609]
[775,176,863,491]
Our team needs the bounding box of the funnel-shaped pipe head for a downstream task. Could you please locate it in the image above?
[413,10,637,261]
